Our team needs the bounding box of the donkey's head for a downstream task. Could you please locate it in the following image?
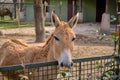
[51,11,79,68]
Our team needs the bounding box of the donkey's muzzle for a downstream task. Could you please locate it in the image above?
[60,61,73,68]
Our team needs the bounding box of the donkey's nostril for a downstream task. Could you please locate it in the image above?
[60,62,73,68]
[60,62,64,67]
[71,62,73,67]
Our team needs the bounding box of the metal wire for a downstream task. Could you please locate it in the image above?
[0,55,119,80]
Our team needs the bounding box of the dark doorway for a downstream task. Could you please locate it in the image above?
[68,0,77,20]
[96,0,106,22]
[68,0,73,20]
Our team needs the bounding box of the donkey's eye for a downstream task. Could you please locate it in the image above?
[54,36,59,41]
[72,37,76,41]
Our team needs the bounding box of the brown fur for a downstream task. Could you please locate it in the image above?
[0,8,13,20]
[0,11,79,80]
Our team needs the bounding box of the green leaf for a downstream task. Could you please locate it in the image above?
[61,72,66,78]
[96,61,103,68]
[111,35,118,41]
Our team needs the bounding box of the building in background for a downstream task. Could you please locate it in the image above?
[0,0,116,22]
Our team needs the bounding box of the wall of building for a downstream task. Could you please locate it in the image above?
[49,0,68,21]
[23,0,116,22]
[24,0,34,21]
[109,0,116,17]
[82,0,116,22]
[24,0,68,21]
[82,0,96,22]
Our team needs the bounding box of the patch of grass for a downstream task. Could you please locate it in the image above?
[45,22,51,26]
[0,21,51,29]
[45,30,49,33]
[0,21,34,29]
[0,16,14,21]
[0,16,34,28]
[0,16,51,28]
[0,22,17,28]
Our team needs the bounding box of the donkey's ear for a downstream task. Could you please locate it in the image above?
[51,10,61,28]
[68,13,79,28]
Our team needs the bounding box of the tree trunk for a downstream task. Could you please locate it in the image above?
[17,0,20,28]
[105,0,109,13]
[34,0,45,42]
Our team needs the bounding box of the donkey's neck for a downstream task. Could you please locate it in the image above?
[42,34,53,51]
[41,34,56,61]
[33,34,55,63]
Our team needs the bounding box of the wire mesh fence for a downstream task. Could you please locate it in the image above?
[0,55,119,80]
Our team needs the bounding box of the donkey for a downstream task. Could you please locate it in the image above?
[0,11,79,80]
[0,8,13,20]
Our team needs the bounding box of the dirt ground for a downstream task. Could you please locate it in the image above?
[0,23,115,59]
